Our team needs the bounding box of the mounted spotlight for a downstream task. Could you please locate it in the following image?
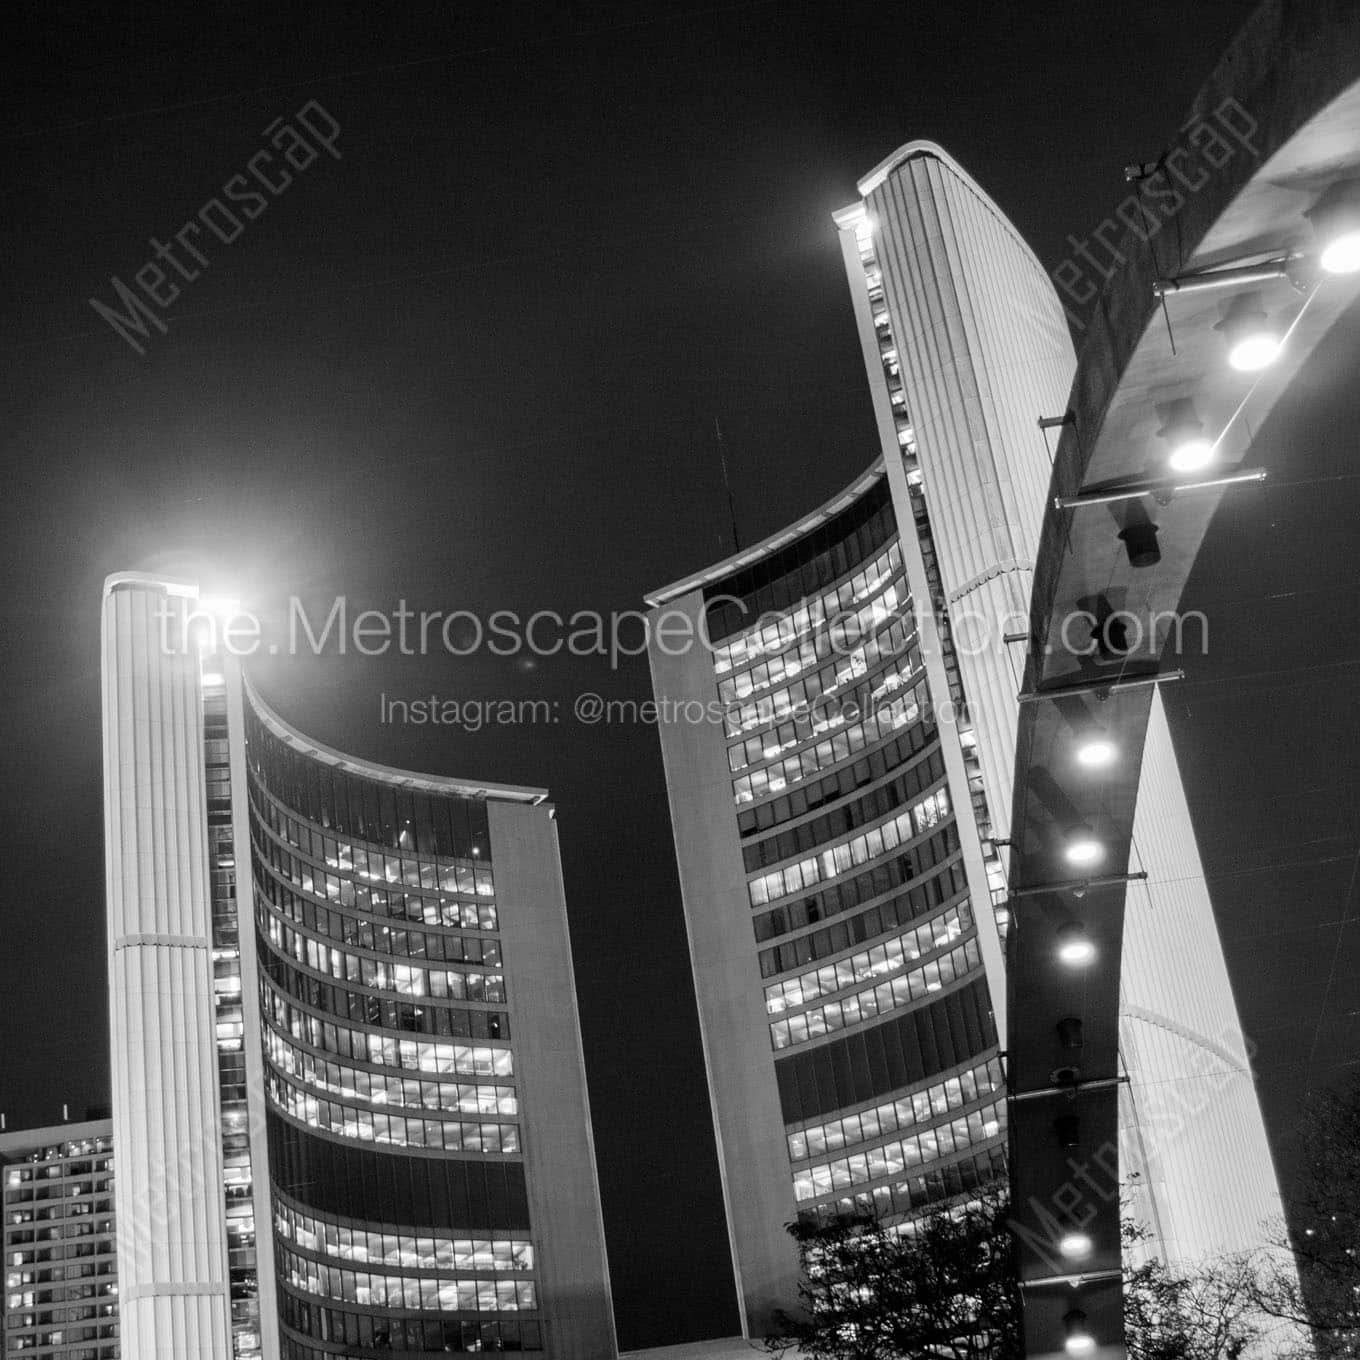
[1058,1229,1094,1260]
[1064,1308,1096,1356]
[1056,921,1096,967]
[1074,730,1117,769]
[1214,292,1282,371]
[1157,398,1215,473]
[1118,520,1161,568]
[1307,178,1360,275]
[1064,824,1104,867]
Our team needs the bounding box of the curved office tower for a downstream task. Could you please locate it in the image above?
[101,573,615,1360]
[646,140,1286,1339]
[832,143,1284,1266]
[646,464,1011,1336]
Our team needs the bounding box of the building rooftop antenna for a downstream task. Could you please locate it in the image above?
[714,416,742,554]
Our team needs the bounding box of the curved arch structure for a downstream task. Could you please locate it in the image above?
[101,575,615,1360]
[1003,3,1360,1356]
[829,131,1290,1350]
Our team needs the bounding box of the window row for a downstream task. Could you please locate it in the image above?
[280,1294,541,1355]
[734,681,931,805]
[793,1101,1005,1203]
[796,1145,1007,1230]
[255,826,495,917]
[713,582,910,726]
[743,749,946,872]
[722,612,913,735]
[770,940,982,1051]
[727,653,923,785]
[2,1182,113,1203]
[6,1328,117,1354]
[5,1259,117,1284]
[2,1215,113,1237]
[3,1281,118,1306]
[710,538,902,675]
[261,984,514,1078]
[278,1245,536,1313]
[725,595,911,775]
[255,864,501,954]
[262,914,505,1003]
[275,1202,532,1274]
[245,706,492,860]
[264,1029,517,1118]
[260,948,509,1042]
[749,787,951,907]
[723,622,913,750]
[253,780,490,891]
[787,1056,1005,1162]
[765,904,972,1015]
[758,858,969,975]
[753,824,960,943]
[5,1143,112,1171]
[739,721,938,839]
[267,1072,520,1155]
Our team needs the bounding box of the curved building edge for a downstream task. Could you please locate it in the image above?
[100,571,615,1360]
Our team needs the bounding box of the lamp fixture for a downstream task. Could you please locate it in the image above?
[1118,520,1161,568]
[1064,1308,1096,1355]
[1056,921,1096,967]
[1058,1230,1094,1260]
[1307,179,1360,275]
[1064,824,1104,867]
[1215,293,1282,371]
[1074,731,1117,769]
[1156,398,1215,473]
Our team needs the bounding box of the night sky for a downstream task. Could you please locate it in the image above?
[3,1,1357,1349]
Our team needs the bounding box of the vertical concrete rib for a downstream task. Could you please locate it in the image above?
[102,577,232,1359]
[865,146,1074,844]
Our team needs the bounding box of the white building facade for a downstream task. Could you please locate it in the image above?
[100,573,615,1360]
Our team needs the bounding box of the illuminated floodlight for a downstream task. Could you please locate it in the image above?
[1157,399,1215,473]
[1064,824,1104,868]
[1064,1309,1096,1356]
[1058,1231,1094,1260]
[1074,732,1117,769]
[1056,922,1096,967]
[1215,293,1282,371]
[1308,179,1360,275]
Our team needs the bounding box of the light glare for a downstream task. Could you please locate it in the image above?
[1320,229,1360,275]
[1059,1231,1094,1259]
[1064,834,1104,868]
[1167,436,1214,473]
[1057,924,1096,968]
[1075,737,1116,769]
[1227,332,1282,371]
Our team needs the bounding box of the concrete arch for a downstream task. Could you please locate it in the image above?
[1005,3,1360,1356]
